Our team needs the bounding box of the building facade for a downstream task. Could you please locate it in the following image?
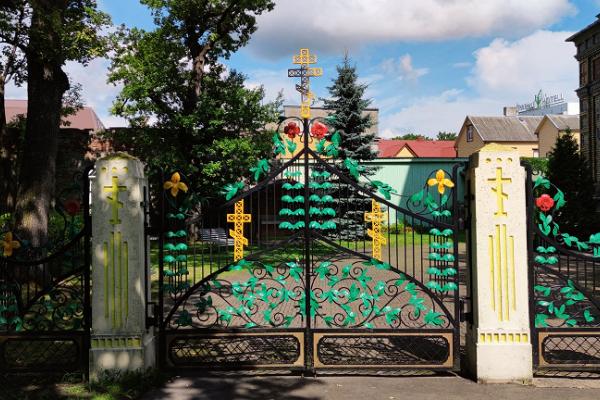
[568,15,600,191]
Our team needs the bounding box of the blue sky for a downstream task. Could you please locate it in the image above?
[8,0,599,137]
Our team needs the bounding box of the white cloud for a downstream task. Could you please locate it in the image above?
[244,68,297,104]
[380,54,428,81]
[468,30,577,101]
[453,62,472,68]
[251,0,575,58]
[378,30,579,137]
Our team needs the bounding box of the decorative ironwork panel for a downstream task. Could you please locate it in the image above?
[541,335,600,365]
[0,337,80,371]
[316,334,450,366]
[168,335,302,367]
[527,167,600,371]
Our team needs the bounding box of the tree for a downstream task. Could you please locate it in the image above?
[0,1,27,214]
[14,0,110,246]
[436,131,457,141]
[322,55,378,240]
[392,133,431,141]
[107,0,279,201]
[547,130,598,238]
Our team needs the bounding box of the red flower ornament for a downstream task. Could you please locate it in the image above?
[284,122,300,139]
[536,194,555,212]
[310,121,328,139]
[64,199,81,216]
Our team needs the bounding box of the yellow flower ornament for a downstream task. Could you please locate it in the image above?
[163,172,189,197]
[427,169,454,194]
[1,232,20,257]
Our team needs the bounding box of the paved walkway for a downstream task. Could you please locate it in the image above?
[143,375,600,400]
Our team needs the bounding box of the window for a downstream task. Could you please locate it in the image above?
[532,148,539,158]
[467,125,473,142]
[593,56,600,82]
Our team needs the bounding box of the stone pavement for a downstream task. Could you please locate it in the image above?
[143,375,600,400]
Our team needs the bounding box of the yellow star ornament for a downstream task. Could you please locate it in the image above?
[427,169,454,194]
[1,232,20,257]
[163,172,189,197]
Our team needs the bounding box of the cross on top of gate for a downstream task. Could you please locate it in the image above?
[288,48,322,119]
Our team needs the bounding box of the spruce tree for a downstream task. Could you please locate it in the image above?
[547,130,598,238]
[322,55,378,241]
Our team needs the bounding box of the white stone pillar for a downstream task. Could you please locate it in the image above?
[89,153,155,380]
[466,144,533,383]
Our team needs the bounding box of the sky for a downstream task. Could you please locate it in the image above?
[6,0,599,137]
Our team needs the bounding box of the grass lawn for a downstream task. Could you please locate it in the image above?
[1,370,167,400]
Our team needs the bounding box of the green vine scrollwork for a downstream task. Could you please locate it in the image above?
[533,175,599,256]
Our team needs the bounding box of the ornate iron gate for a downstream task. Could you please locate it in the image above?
[0,167,92,375]
[157,118,465,373]
[526,166,600,371]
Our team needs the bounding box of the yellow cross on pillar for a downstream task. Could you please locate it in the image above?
[103,176,127,225]
[365,200,387,260]
[288,48,323,119]
[227,199,252,261]
[488,167,512,217]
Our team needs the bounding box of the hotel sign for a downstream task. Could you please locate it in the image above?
[516,90,565,113]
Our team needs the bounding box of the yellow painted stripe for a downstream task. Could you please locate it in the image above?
[495,225,502,321]
[488,235,495,310]
[510,236,516,311]
[502,224,509,321]
[111,231,116,328]
[103,243,109,319]
[117,231,122,328]
[124,241,129,320]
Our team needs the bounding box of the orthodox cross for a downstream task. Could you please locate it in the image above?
[288,48,323,119]
[104,176,127,225]
[488,167,511,217]
[365,199,387,260]
[227,199,252,261]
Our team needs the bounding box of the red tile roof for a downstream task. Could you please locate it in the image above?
[377,139,457,158]
[5,99,105,132]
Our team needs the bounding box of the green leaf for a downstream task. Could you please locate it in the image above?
[584,309,595,323]
[424,310,444,326]
[286,139,297,154]
[222,182,245,201]
[535,313,549,327]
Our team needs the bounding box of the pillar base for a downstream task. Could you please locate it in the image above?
[89,333,156,381]
[466,329,533,384]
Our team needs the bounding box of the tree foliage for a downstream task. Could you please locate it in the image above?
[107,0,279,200]
[322,54,377,162]
[392,133,431,141]
[0,0,28,213]
[547,130,598,237]
[436,131,457,141]
[14,0,110,246]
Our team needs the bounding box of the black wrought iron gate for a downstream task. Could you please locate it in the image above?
[526,166,600,371]
[0,167,92,375]
[157,118,464,373]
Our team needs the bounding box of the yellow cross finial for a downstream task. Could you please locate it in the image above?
[488,167,511,217]
[103,176,127,225]
[288,48,323,119]
[365,200,387,260]
[227,200,252,261]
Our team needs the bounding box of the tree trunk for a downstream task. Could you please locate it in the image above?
[14,4,69,247]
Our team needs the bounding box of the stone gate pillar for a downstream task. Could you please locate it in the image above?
[89,153,155,380]
[466,144,533,383]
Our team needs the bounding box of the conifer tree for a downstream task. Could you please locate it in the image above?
[322,54,377,162]
[322,55,378,241]
[547,130,598,238]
